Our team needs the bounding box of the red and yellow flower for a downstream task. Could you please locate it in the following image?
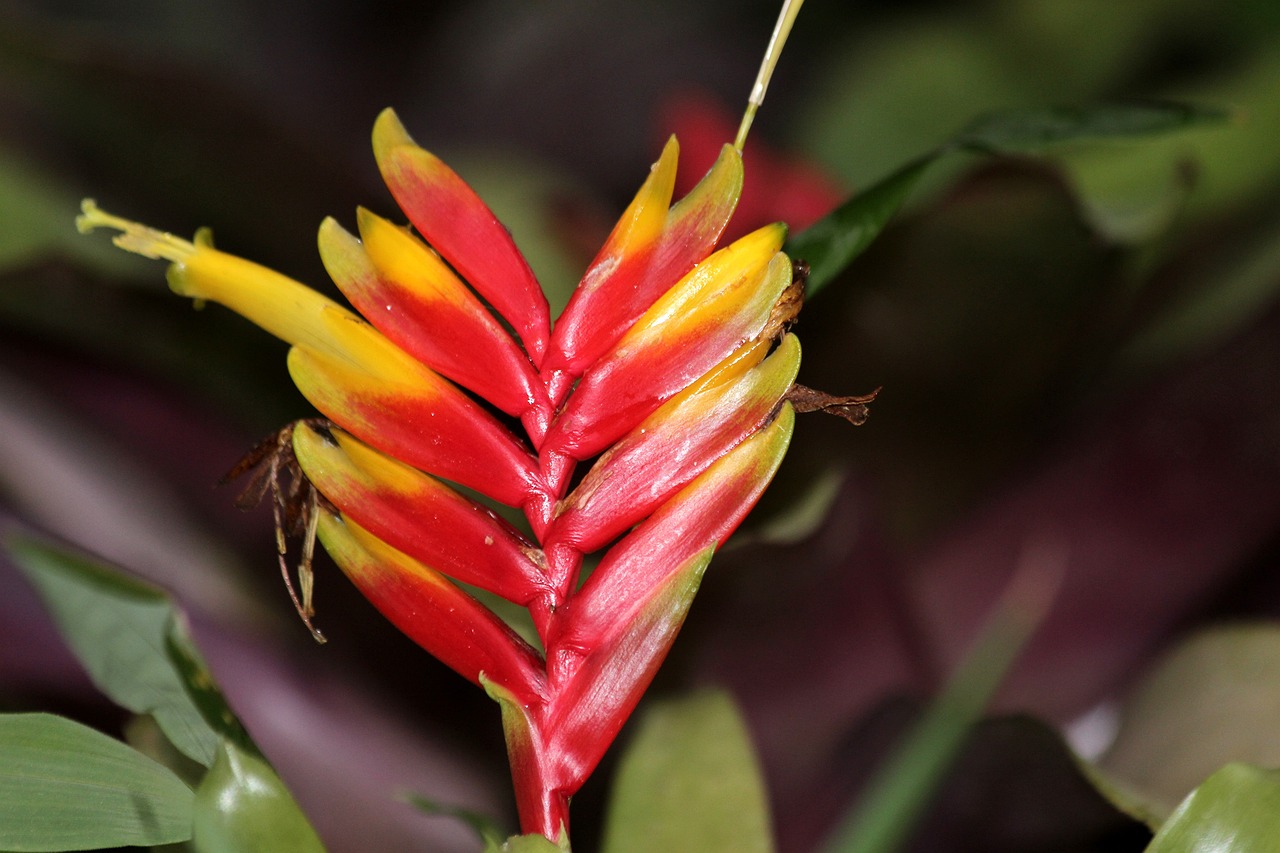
[79,107,802,841]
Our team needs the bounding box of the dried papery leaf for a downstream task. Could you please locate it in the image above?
[785,383,879,425]
[761,275,805,342]
[222,420,330,643]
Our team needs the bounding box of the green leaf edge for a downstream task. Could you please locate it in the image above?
[790,100,1230,296]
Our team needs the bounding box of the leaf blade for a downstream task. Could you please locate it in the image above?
[789,101,1228,295]
[0,712,194,851]
[5,531,221,766]
[602,690,774,853]
[1145,763,1280,853]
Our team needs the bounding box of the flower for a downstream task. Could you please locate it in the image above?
[78,107,801,841]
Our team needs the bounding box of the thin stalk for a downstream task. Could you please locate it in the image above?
[735,0,806,151]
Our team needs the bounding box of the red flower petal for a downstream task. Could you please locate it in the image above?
[318,214,546,419]
[317,512,546,704]
[293,423,548,604]
[543,225,790,460]
[372,108,551,366]
[286,341,543,508]
[544,141,743,402]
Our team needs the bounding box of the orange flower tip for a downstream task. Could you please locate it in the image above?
[76,199,200,264]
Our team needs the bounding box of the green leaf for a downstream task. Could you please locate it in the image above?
[1098,625,1280,822]
[4,530,253,767]
[821,563,1057,853]
[0,146,140,275]
[1144,763,1280,852]
[402,793,506,847]
[952,102,1228,154]
[790,101,1228,295]
[788,157,931,298]
[0,712,194,850]
[601,689,773,853]
[192,740,325,853]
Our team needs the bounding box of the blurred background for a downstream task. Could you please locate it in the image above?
[2,0,1279,850]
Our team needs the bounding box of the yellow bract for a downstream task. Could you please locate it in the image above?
[622,223,787,346]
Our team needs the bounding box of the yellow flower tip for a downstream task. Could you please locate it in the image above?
[371,107,416,163]
[75,199,197,263]
[354,205,383,237]
[656,135,679,172]
[730,221,788,261]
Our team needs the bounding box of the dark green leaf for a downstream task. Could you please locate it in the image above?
[788,157,931,297]
[790,101,1228,295]
[5,531,220,766]
[402,793,506,847]
[953,102,1228,154]
[0,712,194,850]
[601,690,773,853]
[192,740,325,853]
[1144,763,1280,852]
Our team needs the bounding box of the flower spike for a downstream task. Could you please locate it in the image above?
[79,7,860,840]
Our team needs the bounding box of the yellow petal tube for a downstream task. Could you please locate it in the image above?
[76,200,420,384]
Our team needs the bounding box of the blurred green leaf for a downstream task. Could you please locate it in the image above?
[0,146,141,275]
[952,102,1227,154]
[0,712,194,850]
[1120,215,1280,371]
[402,793,506,848]
[192,739,325,853]
[789,157,931,298]
[1098,625,1280,822]
[1144,763,1280,852]
[1064,47,1280,240]
[4,530,255,767]
[821,560,1058,853]
[793,101,1228,295]
[794,19,1035,191]
[601,689,773,853]
[6,531,220,766]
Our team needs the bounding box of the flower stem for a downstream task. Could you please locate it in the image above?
[734,0,806,152]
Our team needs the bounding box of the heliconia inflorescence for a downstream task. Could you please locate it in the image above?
[75,1,854,842]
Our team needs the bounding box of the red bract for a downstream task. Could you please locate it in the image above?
[78,106,803,841]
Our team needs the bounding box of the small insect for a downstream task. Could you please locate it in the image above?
[222,419,333,643]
